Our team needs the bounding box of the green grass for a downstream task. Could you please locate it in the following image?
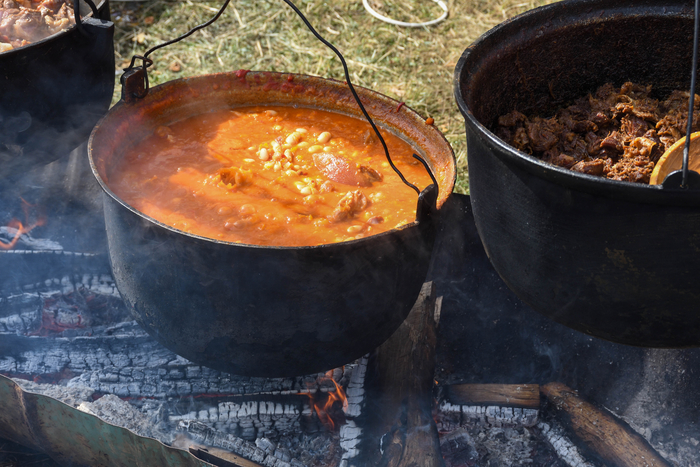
[110,0,558,194]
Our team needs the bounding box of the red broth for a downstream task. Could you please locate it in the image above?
[108,106,432,246]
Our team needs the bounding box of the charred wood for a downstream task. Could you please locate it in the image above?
[179,421,308,467]
[542,382,672,467]
[436,399,539,431]
[445,383,540,409]
[537,421,596,467]
[190,444,265,467]
[358,282,443,467]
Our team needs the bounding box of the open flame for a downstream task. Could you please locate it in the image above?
[0,199,45,250]
[304,371,348,431]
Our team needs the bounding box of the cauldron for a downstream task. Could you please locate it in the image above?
[0,0,114,179]
[455,0,700,347]
[89,71,455,377]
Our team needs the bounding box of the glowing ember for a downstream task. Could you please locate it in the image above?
[0,199,45,250]
[303,371,348,431]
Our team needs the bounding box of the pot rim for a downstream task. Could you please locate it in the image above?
[89,70,455,250]
[454,0,700,206]
[0,0,107,57]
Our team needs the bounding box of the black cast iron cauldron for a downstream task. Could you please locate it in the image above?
[0,0,114,179]
[89,71,455,377]
[455,0,700,348]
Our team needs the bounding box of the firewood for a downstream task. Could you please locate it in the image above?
[446,383,540,409]
[541,382,672,467]
[189,444,263,467]
[362,282,444,467]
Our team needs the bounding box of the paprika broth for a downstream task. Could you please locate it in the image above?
[108,106,432,246]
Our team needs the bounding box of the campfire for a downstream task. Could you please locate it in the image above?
[2,191,700,467]
[2,1,700,467]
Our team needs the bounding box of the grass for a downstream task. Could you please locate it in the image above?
[109,0,558,194]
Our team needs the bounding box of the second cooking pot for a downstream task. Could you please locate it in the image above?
[0,0,114,179]
[455,0,700,348]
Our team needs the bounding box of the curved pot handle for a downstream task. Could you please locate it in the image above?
[416,183,439,225]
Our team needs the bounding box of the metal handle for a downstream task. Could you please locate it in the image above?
[664,0,700,189]
[71,0,99,36]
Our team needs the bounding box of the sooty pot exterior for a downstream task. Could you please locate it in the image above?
[0,0,114,175]
[90,71,455,376]
[455,0,700,347]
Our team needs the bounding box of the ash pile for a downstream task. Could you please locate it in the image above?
[0,267,366,467]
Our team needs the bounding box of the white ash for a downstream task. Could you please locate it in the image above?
[617,349,700,467]
[439,427,480,465]
[538,421,596,467]
[437,399,573,466]
[11,378,95,408]
[1,285,354,466]
[437,399,539,431]
[343,355,367,419]
[441,423,547,466]
[78,394,172,443]
[169,398,304,441]
[178,420,316,467]
[338,355,367,467]
[0,229,64,251]
[1,286,361,403]
[4,272,119,297]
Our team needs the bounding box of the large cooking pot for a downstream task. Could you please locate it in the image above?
[89,71,455,376]
[455,0,700,347]
[0,0,114,179]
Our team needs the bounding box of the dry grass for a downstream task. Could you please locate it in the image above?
[110,0,557,193]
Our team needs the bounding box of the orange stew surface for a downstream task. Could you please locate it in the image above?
[109,106,432,246]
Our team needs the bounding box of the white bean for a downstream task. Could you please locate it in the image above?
[295,128,308,133]
[300,186,313,195]
[317,132,332,144]
[286,133,301,145]
[308,145,322,154]
[259,148,270,161]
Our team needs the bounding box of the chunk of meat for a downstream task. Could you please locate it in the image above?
[0,0,73,50]
[494,82,700,184]
[599,131,624,154]
[313,152,383,187]
[218,167,252,188]
[329,190,370,222]
[571,159,605,176]
[527,118,561,152]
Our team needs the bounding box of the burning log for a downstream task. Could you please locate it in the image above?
[189,444,264,467]
[445,384,540,409]
[541,382,673,467]
[537,421,596,467]
[359,282,443,467]
[180,421,305,466]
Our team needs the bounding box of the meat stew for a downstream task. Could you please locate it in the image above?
[495,82,700,184]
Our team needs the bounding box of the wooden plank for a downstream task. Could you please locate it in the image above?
[189,445,263,467]
[446,384,540,409]
[362,282,444,467]
[541,382,672,467]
